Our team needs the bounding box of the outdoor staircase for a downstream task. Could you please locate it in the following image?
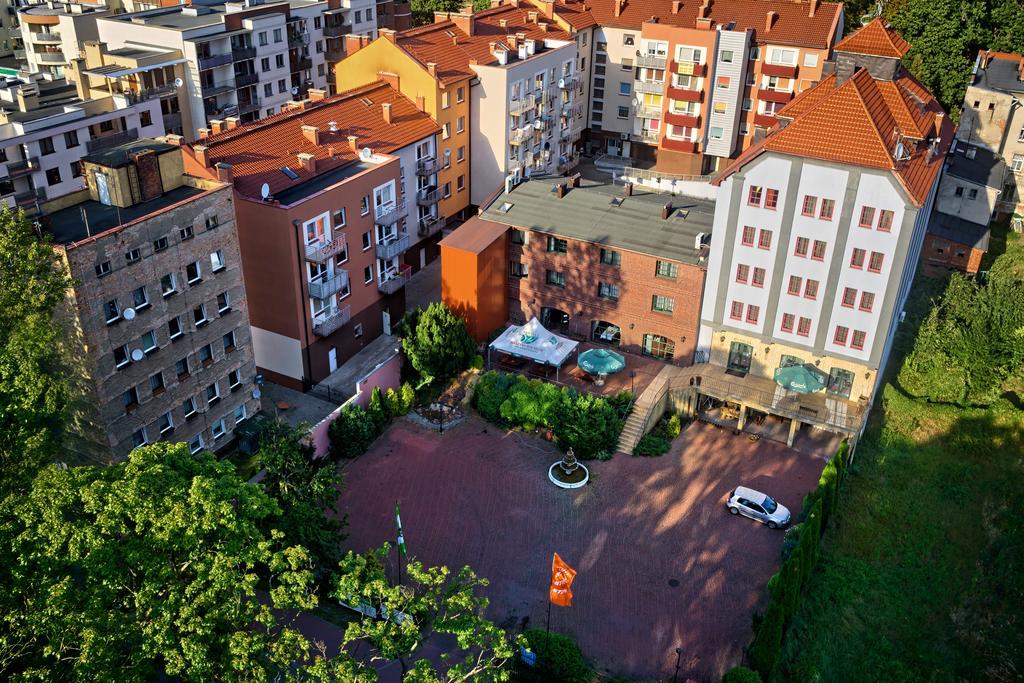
[616,365,677,454]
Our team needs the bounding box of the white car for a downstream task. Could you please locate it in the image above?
[726,486,791,529]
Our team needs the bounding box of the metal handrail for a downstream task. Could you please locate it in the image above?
[374,199,406,226]
[376,232,411,260]
[313,304,351,336]
[308,270,349,299]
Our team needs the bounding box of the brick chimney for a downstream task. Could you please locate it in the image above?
[527,10,538,23]
[449,12,475,36]
[416,95,426,111]
[765,11,778,32]
[570,172,581,187]
[661,201,673,219]
[379,27,397,42]
[624,181,633,196]
[215,162,233,183]
[614,0,624,17]
[308,88,327,101]
[499,18,508,27]
[209,119,226,135]
[163,133,185,146]
[198,128,211,140]
[539,21,549,32]
[193,145,210,167]
[225,116,240,130]
[301,125,320,145]
[809,0,818,17]
[378,71,400,90]
[556,182,568,198]
[297,152,316,174]
[382,102,392,124]
[427,62,438,78]
[348,134,359,153]
[672,0,682,13]
[541,1,554,19]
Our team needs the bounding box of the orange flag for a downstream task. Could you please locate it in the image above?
[549,553,577,607]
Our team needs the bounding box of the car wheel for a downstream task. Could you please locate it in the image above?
[728,506,740,515]
[767,521,778,529]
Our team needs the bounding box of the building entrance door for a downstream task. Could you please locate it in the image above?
[328,347,338,373]
[383,310,391,336]
[726,342,753,376]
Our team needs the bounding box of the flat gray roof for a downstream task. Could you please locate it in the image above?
[478,176,715,265]
[945,143,1006,188]
[977,54,1024,94]
[928,210,991,251]
[45,185,205,245]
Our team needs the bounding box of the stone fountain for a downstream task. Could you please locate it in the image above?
[548,447,589,489]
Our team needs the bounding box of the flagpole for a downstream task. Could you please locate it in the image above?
[546,599,551,633]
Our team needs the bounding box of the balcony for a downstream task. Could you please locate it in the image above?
[35,52,66,64]
[758,88,794,104]
[418,213,444,236]
[415,187,440,207]
[6,157,39,178]
[202,80,236,97]
[237,98,261,114]
[633,104,661,119]
[313,304,351,337]
[762,62,798,79]
[136,83,179,100]
[508,157,524,172]
[305,234,348,262]
[13,187,45,208]
[326,46,346,61]
[376,231,411,260]
[231,46,257,61]
[86,128,139,153]
[324,22,353,38]
[509,126,532,145]
[308,270,349,299]
[674,60,705,77]
[639,129,660,144]
[665,111,700,128]
[661,137,698,154]
[13,49,25,60]
[667,86,703,103]
[415,157,439,176]
[29,31,61,43]
[754,112,778,128]
[509,98,534,115]
[558,75,574,90]
[635,80,665,95]
[635,53,668,69]
[374,199,406,227]
[377,264,412,295]
[234,72,259,87]
[292,57,313,72]
[199,53,233,70]
[288,32,309,48]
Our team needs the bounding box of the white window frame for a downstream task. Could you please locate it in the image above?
[188,433,204,454]
[210,250,226,273]
[211,418,226,440]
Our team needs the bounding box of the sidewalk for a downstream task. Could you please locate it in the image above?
[405,258,441,313]
[314,334,402,400]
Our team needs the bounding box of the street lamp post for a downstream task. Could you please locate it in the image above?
[672,647,684,683]
[629,370,636,397]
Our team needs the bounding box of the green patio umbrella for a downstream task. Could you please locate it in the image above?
[773,364,827,394]
[577,348,626,375]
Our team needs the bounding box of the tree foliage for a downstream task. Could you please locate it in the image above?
[332,544,516,682]
[256,420,346,572]
[411,0,491,26]
[329,405,379,459]
[0,207,73,498]
[399,302,476,387]
[0,443,359,681]
[516,629,592,683]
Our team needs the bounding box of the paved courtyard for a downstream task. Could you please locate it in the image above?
[335,416,826,681]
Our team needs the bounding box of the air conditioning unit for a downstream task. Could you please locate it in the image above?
[694,232,706,250]
[620,133,629,140]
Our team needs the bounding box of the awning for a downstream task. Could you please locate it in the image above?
[82,58,188,79]
[489,317,578,368]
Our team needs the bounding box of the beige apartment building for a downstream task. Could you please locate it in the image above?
[17,0,111,78]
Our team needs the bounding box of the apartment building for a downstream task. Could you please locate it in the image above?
[956,50,1024,219]
[696,19,951,442]
[443,175,711,362]
[42,139,258,461]
[582,0,843,174]
[337,2,593,211]
[92,0,365,139]
[17,1,111,78]
[375,0,410,32]
[185,82,440,390]
[0,74,165,214]
[1,0,19,58]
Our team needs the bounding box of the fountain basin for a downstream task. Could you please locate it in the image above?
[548,461,589,489]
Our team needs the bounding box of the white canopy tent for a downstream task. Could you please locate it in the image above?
[488,317,579,379]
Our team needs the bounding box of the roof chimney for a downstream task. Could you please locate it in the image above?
[198,128,211,140]
[661,201,673,220]
[614,0,624,17]
[556,182,568,198]
[297,152,316,174]
[348,134,359,153]
[380,28,397,42]
[765,10,778,31]
[215,162,233,183]
[427,62,438,78]
[809,0,818,17]
[624,181,633,196]
[672,0,682,13]
[193,145,210,168]
[542,1,554,19]
[308,88,327,101]
[527,10,538,22]
[539,21,549,32]
[209,119,226,135]
[382,101,392,124]
[225,116,241,130]
[416,95,426,111]
[499,18,508,27]
[570,172,581,187]
[301,125,320,145]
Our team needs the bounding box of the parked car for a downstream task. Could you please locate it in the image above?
[726,486,791,529]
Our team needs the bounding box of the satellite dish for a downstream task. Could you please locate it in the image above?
[359,147,373,160]
[123,307,136,320]
[130,348,144,362]
[251,388,261,399]
[173,77,183,88]
[558,77,565,88]
[260,182,271,200]
[534,119,543,130]
[291,86,299,95]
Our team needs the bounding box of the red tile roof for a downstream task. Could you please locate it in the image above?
[582,0,843,49]
[200,82,439,199]
[834,17,910,58]
[714,66,953,207]
[392,4,577,85]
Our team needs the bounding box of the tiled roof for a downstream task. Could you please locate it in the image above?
[714,66,953,207]
[583,0,843,49]
[202,82,440,199]
[834,17,910,58]
[393,4,576,85]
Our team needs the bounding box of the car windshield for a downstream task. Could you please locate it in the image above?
[762,496,778,513]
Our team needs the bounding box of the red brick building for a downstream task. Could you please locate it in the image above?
[443,176,711,364]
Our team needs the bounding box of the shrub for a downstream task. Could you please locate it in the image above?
[499,378,561,431]
[552,388,625,459]
[328,405,377,459]
[666,413,682,438]
[470,354,485,370]
[606,390,634,420]
[400,382,416,413]
[472,371,516,422]
[634,434,671,456]
[518,629,592,683]
[367,386,390,434]
[384,387,402,417]
[400,302,476,386]
[747,599,784,679]
[722,666,762,683]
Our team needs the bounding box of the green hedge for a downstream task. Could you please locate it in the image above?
[472,371,632,459]
[722,666,762,683]
[328,382,416,460]
[516,629,593,683]
[746,441,849,679]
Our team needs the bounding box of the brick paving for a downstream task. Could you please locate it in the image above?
[335,416,825,682]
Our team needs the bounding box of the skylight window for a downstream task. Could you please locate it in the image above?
[280,166,300,180]
[497,202,513,213]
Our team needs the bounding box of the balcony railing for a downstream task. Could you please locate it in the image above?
[415,157,439,175]
[86,128,139,153]
[288,32,310,48]
[231,46,257,61]
[635,53,668,69]
[509,126,532,145]
[558,75,574,90]
[639,129,660,143]
[635,79,665,95]
[633,104,661,119]
[13,187,46,207]
[13,49,25,60]
[202,80,236,97]
[199,53,233,70]
[6,157,39,177]
[417,213,443,236]
[237,98,261,114]
[35,52,66,64]
[509,98,534,115]
[305,234,348,262]
[376,231,411,260]
[308,270,349,299]
[313,304,351,337]
[374,199,406,227]
[326,46,346,61]
[324,22,353,38]
[674,60,705,77]
[30,31,61,43]
[136,83,179,100]
[416,188,440,207]
[234,72,259,87]
[377,264,412,295]
[292,57,313,71]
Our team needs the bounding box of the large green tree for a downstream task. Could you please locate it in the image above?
[411,0,491,26]
[398,302,476,387]
[0,207,72,498]
[0,443,362,681]
[256,420,347,573]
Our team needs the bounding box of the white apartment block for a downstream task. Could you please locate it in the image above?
[17,1,110,78]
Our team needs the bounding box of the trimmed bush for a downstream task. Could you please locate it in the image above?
[472,371,517,422]
[328,405,377,459]
[666,413,682,438]
[722,666,762,683]
[400,382,416,413]
[518,629,593,683]
[470,354,485,370]
[634,434,671,456]
[748,599,784,679]
[368,386,390,434]
[552,388,627,459]
[500,378,561,431]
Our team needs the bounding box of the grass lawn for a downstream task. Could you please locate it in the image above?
[775,230,1024,681]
